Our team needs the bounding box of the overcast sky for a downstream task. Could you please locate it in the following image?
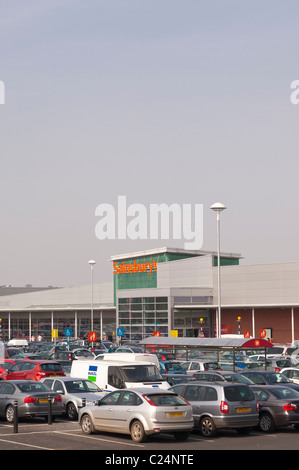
[1,0,299,287]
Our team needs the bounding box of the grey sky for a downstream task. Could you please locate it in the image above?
[1,0,299,287]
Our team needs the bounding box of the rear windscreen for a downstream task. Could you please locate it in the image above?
[146,393,187,406]
[224,385,255,402]
[40,363,63,372]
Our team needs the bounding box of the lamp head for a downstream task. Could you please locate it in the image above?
[210,202,227,212]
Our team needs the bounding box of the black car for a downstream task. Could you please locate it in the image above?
[242,371,299,391]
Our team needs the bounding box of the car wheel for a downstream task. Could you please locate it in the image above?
[199,416,217,437]
[5,405,15,423]
[173,431,190,441]
[66,402,78,420]
[80,414,95,435]
[130,420,147,443]
[259,412,275,433]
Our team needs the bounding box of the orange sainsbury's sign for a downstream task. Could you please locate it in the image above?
[113,260,157,275]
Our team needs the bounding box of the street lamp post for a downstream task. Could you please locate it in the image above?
[210,202,227,338]
[88,260,96,332]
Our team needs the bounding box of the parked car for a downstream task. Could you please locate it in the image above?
[41,377,106,419]
[241,371,299,391]
[79,388,193,442]
[180,360,221,375]
[162,374,193,386]
[47,349,95,361]
[266,358,293,372]
[0,360,66,381]
[192,370,254,385]
[170,381,259,437]
[0,360,18,374]
[114,346,143,353]
[4,348,26,360]
[0,380,63,422]
[280,368,299,384]
[159,361,187,374]
[251,385,299,432]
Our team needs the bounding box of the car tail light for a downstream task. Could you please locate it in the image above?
[24,397,37,403]
[256,401,259,412]
[220,401,229,413]
[35,372,46,381]
[275,367,280,372]
[283,403,297,411]
[55,395,62,402]
[142,394,156,406]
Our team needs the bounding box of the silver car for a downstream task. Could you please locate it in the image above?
[41,377,106,419]
[0,380,63,422]
[78,388,194,442]
[170,381,259,437]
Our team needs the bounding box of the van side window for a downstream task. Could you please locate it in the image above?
[108,366,125,389]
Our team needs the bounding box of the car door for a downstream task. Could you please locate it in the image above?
[0,382,15,416]
[116,391,142,432]
[92,391,121,430]
[184,385,206,419]
[5,362,27,380]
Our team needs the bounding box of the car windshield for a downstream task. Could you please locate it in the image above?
[222,373,254,384]
[121,365,163,382]
[145,393,187,406]
[65,379,102,393]
[18,382,49,393]
[271,387,299,399]
[266,373,290,384]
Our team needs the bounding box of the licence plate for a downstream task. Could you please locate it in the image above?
[237,407,250,412]
[168,412,184,417]
[39,399,48,403]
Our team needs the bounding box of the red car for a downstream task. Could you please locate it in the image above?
[0,360,66,381]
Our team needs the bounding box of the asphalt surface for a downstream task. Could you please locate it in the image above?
[0,417,299,458]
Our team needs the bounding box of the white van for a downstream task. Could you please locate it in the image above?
[70,360,170,391]
[95,352,159,368]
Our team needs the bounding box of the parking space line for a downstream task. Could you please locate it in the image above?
[0,437,52,450]
[54,431,146,448]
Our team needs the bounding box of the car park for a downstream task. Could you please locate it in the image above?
[251,385,299,432]
[0,360,66,381]
[0,380,63,422]
[79,388,194,442]
[159,361,187,374]
[170,381,259,437]
[41,377,106,419]
[180,360,221,375]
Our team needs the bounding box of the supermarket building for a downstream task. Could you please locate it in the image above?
[1,247,299,344]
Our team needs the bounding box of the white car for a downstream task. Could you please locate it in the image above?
[280,368,299,384]
[180,360,220,375]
